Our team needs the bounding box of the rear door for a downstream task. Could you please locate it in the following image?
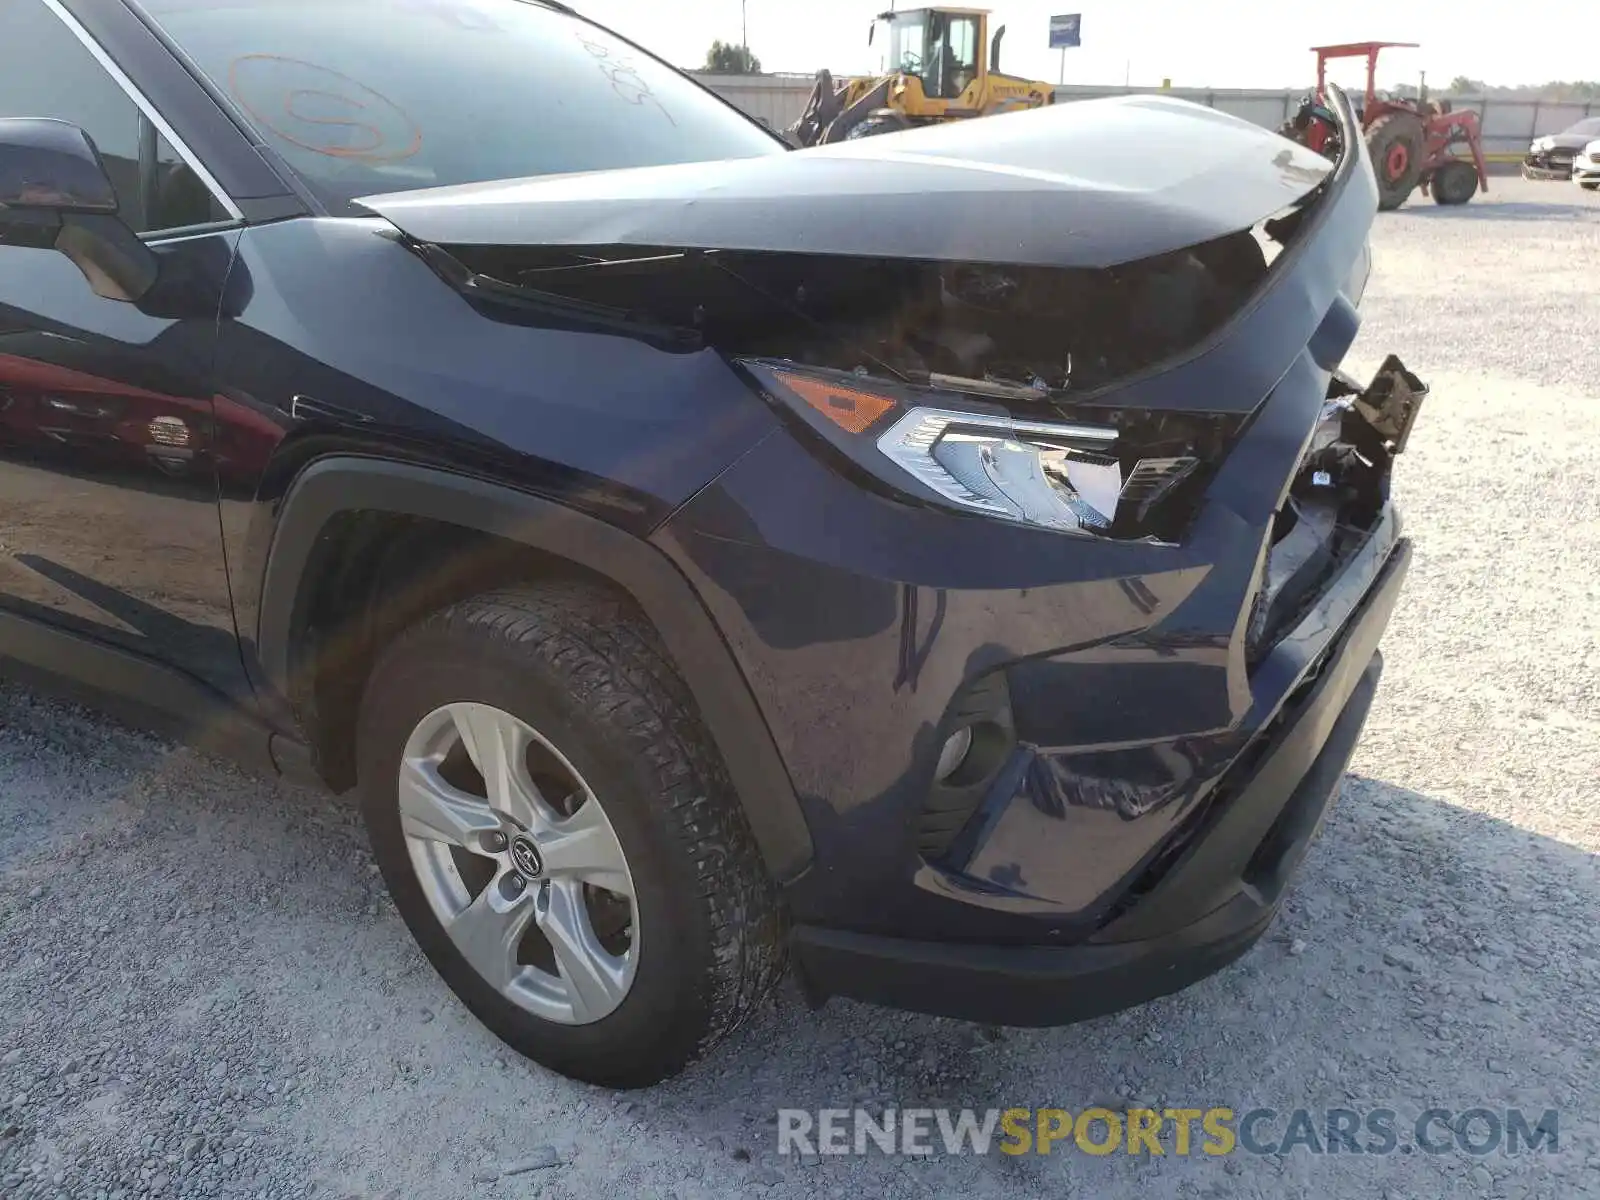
[0,0,247,698]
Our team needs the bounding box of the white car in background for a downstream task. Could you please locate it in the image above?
[1575,140,1600,190]
[1525,116,1600,178]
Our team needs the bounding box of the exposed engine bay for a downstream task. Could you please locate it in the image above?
[407,193,1348,548]
[404,114,1422,651]
[437,224,1272,399]
[411,208,1308,543]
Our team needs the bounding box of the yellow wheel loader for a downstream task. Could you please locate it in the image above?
[789,7,1054,146]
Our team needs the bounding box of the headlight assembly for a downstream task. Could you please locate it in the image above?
[744,361,1212,541]
[877,406,1123,532]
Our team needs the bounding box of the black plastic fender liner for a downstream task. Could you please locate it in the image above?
[256,455,814,883]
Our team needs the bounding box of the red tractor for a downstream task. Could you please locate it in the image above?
[1282,42,1487,210]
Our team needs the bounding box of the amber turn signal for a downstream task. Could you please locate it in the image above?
[770,369,896,434]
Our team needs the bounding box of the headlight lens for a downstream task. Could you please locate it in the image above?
[878,406,1124,533]
[746,361,1204,540]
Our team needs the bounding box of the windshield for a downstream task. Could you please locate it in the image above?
[882,10,979,100]
[1563,117,1600,138]
[885,12,926,73]
[142,0,784,210]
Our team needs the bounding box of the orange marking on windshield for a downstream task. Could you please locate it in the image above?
[283,89,386,157]
[228,54,423,161]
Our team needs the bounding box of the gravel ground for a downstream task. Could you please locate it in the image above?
[3,175,1599,1200]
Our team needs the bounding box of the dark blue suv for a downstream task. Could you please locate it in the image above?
[0,0,1421,1086]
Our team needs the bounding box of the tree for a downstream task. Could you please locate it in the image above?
[1441,74,1599,98]
[703,39,761,74]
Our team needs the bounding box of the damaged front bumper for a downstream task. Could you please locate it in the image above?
[783,349,1416,1022]
[661,343,1419,1023]
[1524,148,1578,178]
[792,540,1405,1024]
[650,85,1420,1023]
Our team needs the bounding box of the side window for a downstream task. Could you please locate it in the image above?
[947,16,979,96]
[148,130,230,232]
[0,0,228,233]
[949,17,979,73]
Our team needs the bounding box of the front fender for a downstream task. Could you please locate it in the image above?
[257,455,813,884]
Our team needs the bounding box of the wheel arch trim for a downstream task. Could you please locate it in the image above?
[258,455,813,883]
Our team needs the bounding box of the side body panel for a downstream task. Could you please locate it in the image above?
[0,233,245,701]
[211,216,782,681]
[214,217,809,873]
[0,0,270,709]
[0,0,320,759]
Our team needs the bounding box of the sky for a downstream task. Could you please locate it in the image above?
[575,0,1600,91]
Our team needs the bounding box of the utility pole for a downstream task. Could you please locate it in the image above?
[741,0,748,65]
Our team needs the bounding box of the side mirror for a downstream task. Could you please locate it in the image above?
[0,117,118,213]
[0,117,158,303]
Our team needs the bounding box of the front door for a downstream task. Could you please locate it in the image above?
[0,0,246,699]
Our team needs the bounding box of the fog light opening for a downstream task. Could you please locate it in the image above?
[934,726,974,783]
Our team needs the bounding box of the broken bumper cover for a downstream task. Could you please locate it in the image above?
[1525,149,1577,176]
[791,536,1408,1026]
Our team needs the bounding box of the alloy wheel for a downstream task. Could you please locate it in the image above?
[397,701,638,1024]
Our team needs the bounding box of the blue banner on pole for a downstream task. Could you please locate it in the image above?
[1048,13,1081,49]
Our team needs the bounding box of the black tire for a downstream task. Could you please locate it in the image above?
[1430,159,1478,206]
[1365,112,1425,211]
[1580,181,1600,192]
[844,111,913,139]
[355,582,785,1087]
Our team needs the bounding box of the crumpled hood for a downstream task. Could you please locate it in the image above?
[1536,131,1597,151]
[358,95,1332,270]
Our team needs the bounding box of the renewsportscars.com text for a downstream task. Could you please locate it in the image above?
[777,1107,1559,1158]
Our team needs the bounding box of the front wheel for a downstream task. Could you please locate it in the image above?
[356,583,785,1087]
[1430,159,1479,206]
[1580,180,1600,191]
